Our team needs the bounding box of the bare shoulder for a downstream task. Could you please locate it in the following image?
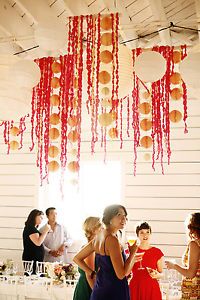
[106,235,120,247]
[189,240,200,252]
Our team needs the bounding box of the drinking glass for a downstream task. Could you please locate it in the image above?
[22,260,33,276]
[135,252,145,270]
[36,261,46,277]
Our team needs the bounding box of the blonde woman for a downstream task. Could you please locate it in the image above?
[73,217,102,300]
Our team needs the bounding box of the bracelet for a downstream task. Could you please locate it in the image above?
[90,270,96,279]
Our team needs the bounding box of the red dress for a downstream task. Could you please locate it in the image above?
[129,247,164,300]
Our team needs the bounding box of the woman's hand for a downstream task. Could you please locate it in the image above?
[147,267,161,279]
[165,260,175,270]
[129,241,138,256]
[43,224,51,233]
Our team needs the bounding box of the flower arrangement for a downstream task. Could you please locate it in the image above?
[0,259,14,275]
[45,262,78,282]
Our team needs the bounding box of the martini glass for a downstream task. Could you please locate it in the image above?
[135,252,145,270]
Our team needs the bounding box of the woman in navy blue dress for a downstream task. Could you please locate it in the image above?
[74,204,138,300]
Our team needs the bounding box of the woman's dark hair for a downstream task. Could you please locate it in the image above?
[186,213,200,239]
[136,222,152,236]
[25,209,44,227]
[102,204,127,226]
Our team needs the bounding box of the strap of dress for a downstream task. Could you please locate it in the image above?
[104,234,111,255]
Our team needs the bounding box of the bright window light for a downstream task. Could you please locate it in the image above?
[39,161,121,239]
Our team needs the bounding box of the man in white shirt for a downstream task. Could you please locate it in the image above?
[41,207,73,263]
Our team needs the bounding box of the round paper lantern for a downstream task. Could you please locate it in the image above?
[9,60,41,88]
[170,88,183,100]
[68,161,80,173]
[70,98,78,109]
[50,94,60,106]
[170,72,181,85]
[68,130,79,143]
[69,148,78,156]
[108,128,118,139]
[142,91,151,99]
[48,160,60,172]
[101,99,112,108]
[140,119,152,131]
[68,115,78,127]
[144,153,151,161]
[10,140,19,150]
[134,51,166,82]
[180,53,200,88]
[48,145,59,158]
[110,111,117,121]
[34,18,67,51]
[74,77,78,89]
[101,32,112,46]
[98,113,113,127]
[169,110,182,123]
[139,102,151,114]
[49,128,60,140]
[100,50,113,64]
[173,51,181,64]
[51,77,60,89]
[101,87,110,96]
[100,16,112,30]
[51,61,61,73]
[140,136,153,148]
[10,126,20,136]
[99,71,111,84]
[50,113,60,125]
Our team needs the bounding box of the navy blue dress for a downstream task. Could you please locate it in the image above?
[90,242,130,300]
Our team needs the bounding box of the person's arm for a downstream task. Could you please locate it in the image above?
[107,235,138,280]
[29,224,50,246]
[166,241,200,279]
[85,252,96,289]
[73,241,96,277]
[148,257,164,279]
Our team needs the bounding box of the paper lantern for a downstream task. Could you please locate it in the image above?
[67,115,78,127]
[34,18,67,51]
[51,77,60,89]
[50,113,60,125]
[68,130,79,143]
[101,99,112,108]
[142,91,151,99]
[110,111,117,121]
[51,61,61,73]
[140,119,152,131]
[98,113,113,127]
[170,88,183,100]
[70,98,78,109]
[10,126,20,136]
[134,51,166,82]
[139,102,151,114]
[69,148,78,156]
[144,153,151,161]
[108,128,118,139]
[74,77,78,89]
[101,32,112,46]
[170,72,181,85]
[48,160,60,172]
[180,53,200,88]
[48,145,59,158]
[100,50,113,64]
[140,136,153,148]
[68,161,80,173]
[9,60,41,89]
[173,51,181,64]
[49,128,60,140]
[9,140,19,150]
[99,71,111,84]
[101,87,110,96]
[50,94,60,106]
[100,16,112,30]
[169,110,182,123]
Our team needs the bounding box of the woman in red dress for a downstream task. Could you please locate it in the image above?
[129,222,164,300]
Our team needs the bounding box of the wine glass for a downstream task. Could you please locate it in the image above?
[22,260,33,276]
[36,261,46,277]
[127,235,137,246]
[135,252,145,270]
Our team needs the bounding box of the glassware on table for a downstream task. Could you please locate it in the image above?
[36,261,46,277]
[22,260,33,276]
[135,252,145,270]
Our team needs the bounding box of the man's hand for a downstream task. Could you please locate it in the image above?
[49,250,60,257]
[57,244,65,254]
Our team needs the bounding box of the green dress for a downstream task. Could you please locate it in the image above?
[73,267,92,300]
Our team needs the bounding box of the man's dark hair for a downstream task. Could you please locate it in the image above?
[46,207,56,216]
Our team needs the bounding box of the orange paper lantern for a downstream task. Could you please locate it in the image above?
[68,130,79,143]
[173,51,181,64]
[100,16,112,30]
[140,119,152,131]
[69,148,78,156]
[169,110,182,123]
[49,128,60,140]
[140,136,153,148]
[108,128,118,139]
[68,161,80,173]
[170,72,181,85]
[67,115,78,127]
[51,77,60,89]
[144,153,151,161]
[50,113,60,125]
[48,160,60,172]
[170,88,183,100]
[110,111,117,121]
[101,87,110,96]
[48,145,59,158]
[139,102,151,114]
[70,98,78,109]
[142,91,151,99]
[101,32,112,46]
[74,77,78,89]
[51,61,61,73]
[50,94,60,106]
[100,50,113,64]
[99,71,111,84]
[10,140,19,150]
[10,126,20,136]
[98,113,113,127]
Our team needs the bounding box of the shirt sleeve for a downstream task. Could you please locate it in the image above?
[63,226,73,248]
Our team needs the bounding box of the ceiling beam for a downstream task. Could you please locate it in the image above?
[195,0,200,40]
[148,0,171,46]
